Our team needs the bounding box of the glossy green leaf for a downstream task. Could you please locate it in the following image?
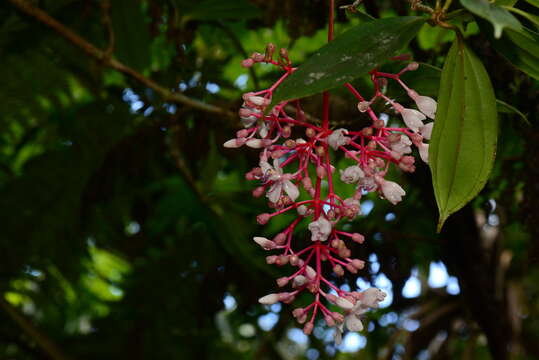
[429,40,498,232]
[270,16,426,106]
[524,0,539,8]
[461,0,522,37]
[483,21,539,80]
[504,6,539,27]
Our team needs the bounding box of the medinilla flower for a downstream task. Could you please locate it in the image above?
[379,178,406,205]
[327,128,350,150]
[340,165,364,184]
[400,108,426,132]
[419,122,433,140]
[260,158,300,203]
[408,90,437,119]
[308,216,332,242]
[418,142,429,163]
[390,134,412,155]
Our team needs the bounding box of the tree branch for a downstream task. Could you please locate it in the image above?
[0,297,72,360]
[7,0,235,119]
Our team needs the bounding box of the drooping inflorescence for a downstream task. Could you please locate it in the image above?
[224,44,436,343]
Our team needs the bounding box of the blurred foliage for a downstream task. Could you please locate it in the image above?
[0,0,537,360]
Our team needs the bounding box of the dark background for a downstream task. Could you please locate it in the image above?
[0,0,538,359]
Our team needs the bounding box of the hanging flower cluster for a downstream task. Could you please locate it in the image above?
[224,44,436,342]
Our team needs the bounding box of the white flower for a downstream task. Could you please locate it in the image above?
[223,139,243,148]
[358,175,377,192]
[340,165,364,184]
[400,108,426,132]
[241,115,257,128]
[253,236,275,250]
[343,288,386,333]
[360,288,386,308]
[327,128,349,150]
[308,217,332,241]
[260,159,300,203]
[418,143,429,164]
[258,293,280,305]
[380,179,406,205]
[415,95,437,119]
[390,135,412,155]
[333,324,344,345]
[246,139,264,148]
[335,297,354,310]
[419,122,433,140]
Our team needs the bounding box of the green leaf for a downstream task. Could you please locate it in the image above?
[504,6,539,27]
[524,0,539,8]
[482,21,539,79]
[185,0,261,20]
[496,99,530,124]
[111,0,151,71]
[429,39,498,232]
[270,16,426,106]
[461,0,522,37]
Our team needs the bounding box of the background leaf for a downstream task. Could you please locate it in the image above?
[461,0,522,37]
[429,39,498,231]
[270,16,426,106]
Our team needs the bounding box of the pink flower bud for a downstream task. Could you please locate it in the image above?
[407,62,419,71]
[335,297,354,310]
[265,255,277,264]
[246,139,264,148]
[259,293,279,305]
[289,255,300,266]
[351,233,365,243]
[346,263,358,274]
[351,259,365,270]
[253,236,276,250]
[252,186,265,198]
[223,138,244,148]
[241,58,254,68]
[303,322,314,335]
[276,277,289,287]
[333,264,345,276]
[316,165,327,179]
[251,52,264,62]
[357,101,370,112]
[257,213,271,225]
[273,233,287,245]
[325,315,335,327]
[331,312,344,323]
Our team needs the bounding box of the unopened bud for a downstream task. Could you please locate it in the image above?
[407,61,419,71]
[303,322,314,335]
[273,233,287,245]
[257,213,271,225]
[253,236,275,250]
[351,233,365,243]
[264,43,276,62]
[357,101,370,112]
[282,126,292,138]
[276,277,289,287]
[316,165,327,179]
[325,315,335,327]
[241,58,254,68]
[289,255,300,266]
[251,52,264,62]
[333,264,345,276]
[252,186,265,198]
[346,263,358,274]
[362,127,373,136]
[265,255,277,264]
[306,128,316,137]
[259,293,279,305]
[315,146,325,157]
[351,259,365,270]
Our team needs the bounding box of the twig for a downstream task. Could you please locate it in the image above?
[0,297,72,360]
[7,0,235,119]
